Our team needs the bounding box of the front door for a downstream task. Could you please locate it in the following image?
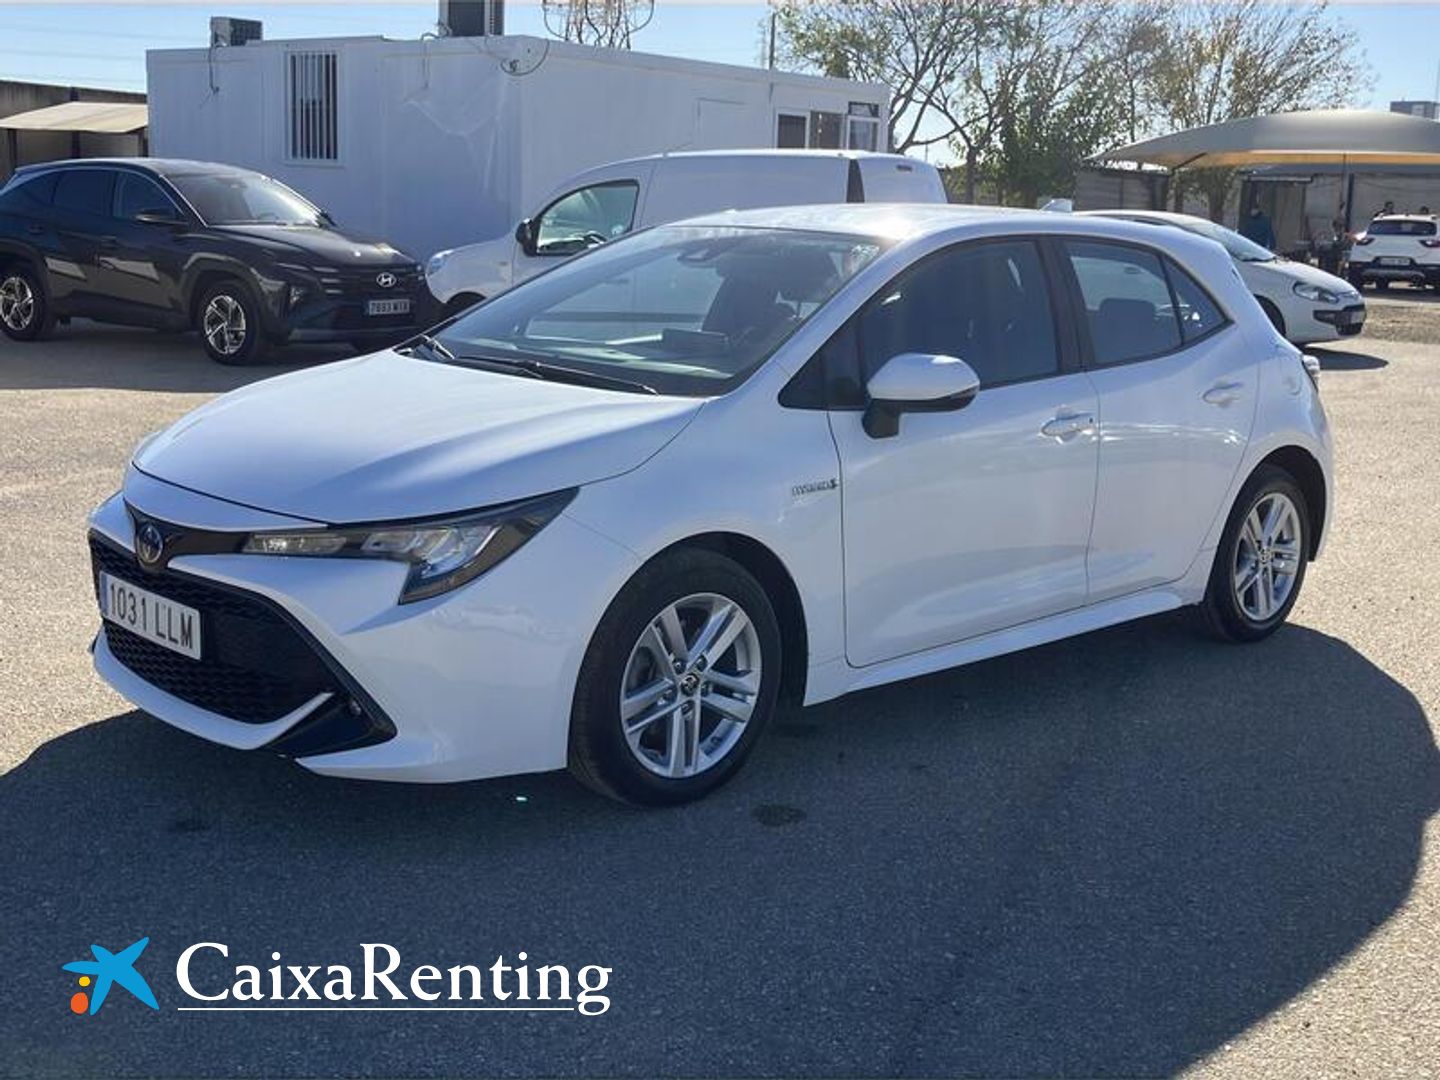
[830,238,1101,667]
[513,179,642,285]
[1059,239,1258,601]
[99,170,189,325]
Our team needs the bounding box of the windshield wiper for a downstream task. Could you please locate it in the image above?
[453,352,659,395]
[399,333,455,362]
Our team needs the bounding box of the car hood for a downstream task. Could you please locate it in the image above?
[210,225,415,266]
[1245,257,1357,297]
[133,352,703,523]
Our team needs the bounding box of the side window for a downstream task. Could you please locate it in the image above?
[1065,241,1181,365]
[857,240,1060,388]
[52,169,116,218]
[0,172,58,212]
[534,182,639,255]
[1165,258,1228,343]
[115,173,180,221]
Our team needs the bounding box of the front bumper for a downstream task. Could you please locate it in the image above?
[88,477,639,782]
[259,266,437,345]
[1312,303,1366,338]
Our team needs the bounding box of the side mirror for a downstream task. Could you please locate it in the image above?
[134,208,184,226]
[862,352,980,439]
[514,218,536,255]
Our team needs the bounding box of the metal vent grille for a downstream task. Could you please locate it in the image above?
[286,50,338,161]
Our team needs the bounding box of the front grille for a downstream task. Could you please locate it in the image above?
[317,265,424,298]
[90,536,344,724]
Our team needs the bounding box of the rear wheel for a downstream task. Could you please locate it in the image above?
[569,549,781,805]
[1199,465,1310,642]
[0,264,54,341]
[197,279,269,365]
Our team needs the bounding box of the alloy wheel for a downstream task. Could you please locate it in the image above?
[619,592,762,779]
[202,294,247,356]
[1233,491,1303,621]
[0,274,35,332]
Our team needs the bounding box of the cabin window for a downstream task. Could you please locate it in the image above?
[845,102,882,151]
[286,50,339,161]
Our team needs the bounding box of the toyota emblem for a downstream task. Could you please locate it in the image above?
[135,522,165,567]
[376,272,397,289]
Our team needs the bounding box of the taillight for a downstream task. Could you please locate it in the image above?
[1301,354,1321,390]
[1354,235,1374,246]
[1421,239,1440,248]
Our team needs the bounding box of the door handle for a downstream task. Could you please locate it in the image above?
[26,223,44,235]
[98,237,119,250]
[1203,381,1245,406]
[1041,412,1095,439]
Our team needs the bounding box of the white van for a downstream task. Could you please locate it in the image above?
[424,150,947,313]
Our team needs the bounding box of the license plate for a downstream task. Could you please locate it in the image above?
[1378,256,1412,267]
[366,298,412,316]
[99,572,201,660]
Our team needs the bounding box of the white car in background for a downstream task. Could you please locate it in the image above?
[1085,209,1365,345]
[1348,214,1440,291]
[89,206,1332,805]
[425,150,948,315]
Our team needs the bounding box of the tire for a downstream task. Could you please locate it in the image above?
[0,263,55,341]
[1374,280,1390,292]
[196,279,269,365]
[443,293,483,319]
[568,548,782,806]
[1256,296,1285,337]
[1198,465,1310,643]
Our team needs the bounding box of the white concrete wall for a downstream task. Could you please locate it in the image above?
[147,35,888,261]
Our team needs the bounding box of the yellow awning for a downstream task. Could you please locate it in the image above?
[0,101,148,135]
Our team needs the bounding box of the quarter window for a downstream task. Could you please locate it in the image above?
[858,240,1060,388]
[1065,241,1181,365]
[0,171,57,211]
[534,182,640,256]
[52,169,116,217]
[1165,259,1227,342]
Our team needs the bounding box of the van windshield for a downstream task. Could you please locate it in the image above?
[434,225,885,397]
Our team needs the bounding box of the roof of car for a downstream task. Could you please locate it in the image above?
[1083,209,1213,227]
[14,157,262,179]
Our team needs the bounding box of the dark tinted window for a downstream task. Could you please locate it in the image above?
[1368,219,1436,236]
[115,172,179,220]
[52,169,116,217]
[1066,241,1181,364]
[0,171,58,211]
[859,240,1059,387]
[1166,259,1227,342]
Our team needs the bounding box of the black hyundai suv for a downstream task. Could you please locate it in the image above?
[0,158,427,364]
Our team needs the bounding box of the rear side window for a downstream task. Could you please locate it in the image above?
[1165,259,1227,342]
[1065,241,1181,365]
[52,169,116,217]
[1368,219,1436,237]
[858,240,1060,388]
[115,172,180,220]
[0,172,58,211]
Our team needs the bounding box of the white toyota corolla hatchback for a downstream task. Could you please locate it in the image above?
[88,205,1333,805]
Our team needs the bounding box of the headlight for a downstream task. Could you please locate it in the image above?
[1293,282,1340,304]
[426,250,451,278]
[240,489,575,603]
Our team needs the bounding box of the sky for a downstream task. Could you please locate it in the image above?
[2,2,1438,117]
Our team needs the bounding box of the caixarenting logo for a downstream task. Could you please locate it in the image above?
[63,940,612,1016]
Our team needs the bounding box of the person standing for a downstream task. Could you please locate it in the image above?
[1240,205,1276,250]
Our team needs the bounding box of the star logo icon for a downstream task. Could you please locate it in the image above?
[63,937,159,1015]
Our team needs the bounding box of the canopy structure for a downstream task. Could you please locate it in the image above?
[0,101,148,134]
[1097,109,1440,170]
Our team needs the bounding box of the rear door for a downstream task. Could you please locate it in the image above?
[47,168,117,316]
[1060,239,1257,602]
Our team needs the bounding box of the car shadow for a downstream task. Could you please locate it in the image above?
[0,320,353,393]
[1309,345,1388,371]
[2,615,1435,1077]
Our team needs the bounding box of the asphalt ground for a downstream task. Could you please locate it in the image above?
[1,316,1437,1078]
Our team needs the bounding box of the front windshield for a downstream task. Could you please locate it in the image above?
[169,172,324,227]
[1176,217,1276,262]
[435,225,885,397]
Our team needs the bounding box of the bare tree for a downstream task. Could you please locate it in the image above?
[542,0,654,49]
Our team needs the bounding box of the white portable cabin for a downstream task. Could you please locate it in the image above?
[145,35,890,260]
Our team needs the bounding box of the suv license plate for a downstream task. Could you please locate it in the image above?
[1378,256,1413,267]
[366,298,412,316]
[99,572,202,659]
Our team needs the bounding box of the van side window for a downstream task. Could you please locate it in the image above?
[534,181,639,256]
[1064,241,1182,365]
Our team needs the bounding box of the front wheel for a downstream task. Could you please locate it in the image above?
[0,264,54,341]
[197,280,269,365]
[1199,465,1310,642]
[568,549,782,805]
